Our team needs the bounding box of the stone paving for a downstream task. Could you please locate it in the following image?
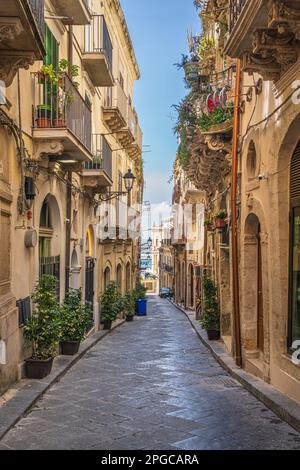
[1,297,300,450]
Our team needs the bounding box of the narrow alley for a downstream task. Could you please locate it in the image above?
[1,298,299,451]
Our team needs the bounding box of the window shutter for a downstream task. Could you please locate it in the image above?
[291,142,300,200]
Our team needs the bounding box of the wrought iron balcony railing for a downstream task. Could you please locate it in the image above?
[27,0,45,39]
[229,0,247,32]
[32,72,92,152]
[84,15,113,73]
[84,134,112,179]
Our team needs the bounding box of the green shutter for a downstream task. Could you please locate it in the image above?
[44,25,59,67]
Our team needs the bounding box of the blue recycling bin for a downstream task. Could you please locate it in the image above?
[137,299,147,316]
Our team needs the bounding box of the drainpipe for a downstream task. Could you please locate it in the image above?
[65,171,72,294]
[231,59,242,367]
[65,25,74,295]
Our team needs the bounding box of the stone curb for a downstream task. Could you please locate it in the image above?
[0,318,126,441]
[170,300,300,434]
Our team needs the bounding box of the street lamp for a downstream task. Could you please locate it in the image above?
[123,169,136,193]
[100,169,136,201]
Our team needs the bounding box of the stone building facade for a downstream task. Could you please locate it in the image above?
[171,0,300,404]
[0,0,143,395]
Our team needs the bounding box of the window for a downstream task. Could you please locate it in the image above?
[289,142,300,348]
[39,200,53,259]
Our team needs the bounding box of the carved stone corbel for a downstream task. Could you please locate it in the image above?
[0,17,23,44]
[242,51,281,81]
[33,140,65,160]
[0,51,36,86]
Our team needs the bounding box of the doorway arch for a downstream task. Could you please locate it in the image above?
[70,249,81,289]
[125,261,131,292]
[116,263,123,293]
[39,194,61,299]
[243,212,268,360]
[104,265,111,291]
[187,263,195,309]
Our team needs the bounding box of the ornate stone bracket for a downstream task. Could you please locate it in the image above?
[0,17,23,44]
[0,51,36,87]
[33,140,65,160]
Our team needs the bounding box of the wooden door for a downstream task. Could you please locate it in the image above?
[257,227,264,353]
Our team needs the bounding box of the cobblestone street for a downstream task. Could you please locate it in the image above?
[1,298,300,450]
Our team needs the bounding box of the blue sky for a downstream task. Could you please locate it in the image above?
[121,0,200,205]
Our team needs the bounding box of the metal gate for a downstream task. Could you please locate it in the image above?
[39,255,60,299]
[85,257,95,312]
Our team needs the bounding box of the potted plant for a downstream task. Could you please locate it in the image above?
[36,104,52,128]
[23,275,61,379]
[100,282,119,330]
[123,291,135,322]
[59,289,92,356]
[37,64,57,85]
[204,218,214,232]
[36,59,80,128]
[215,210,227,229]
[199,277,220,341]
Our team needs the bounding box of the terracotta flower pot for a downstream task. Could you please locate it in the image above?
[60,341,80,356]
[54,119,66,128]
[36,117,51,128]
[215,218,226,229]
[25,357,54,379]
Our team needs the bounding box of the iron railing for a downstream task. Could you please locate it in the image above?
[135,122,143,150]
[39,255,60,299]
[128,105,136,136]
[104,80,128,124]
[84,134,112,179]
[26,0,45,38]
[84,15,113,72]
[229,0,247,32]
[32,72,92,152]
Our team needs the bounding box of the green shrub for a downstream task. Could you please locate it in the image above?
[23,275,61,360]
[100,282,120,322]
[123,292,136,317]
[133,282,147,301]
[199,277,220,331]
[60,289,92,342]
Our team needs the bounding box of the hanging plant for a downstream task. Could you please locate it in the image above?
[178,127,191,170]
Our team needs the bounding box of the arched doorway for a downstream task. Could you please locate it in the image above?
[39,195,61,299]
[104,266,111,291]
[125,262,131,292]
[181,261,186,305]
[116,263,123,293]
[70,249,81,289]
[244,213,265,356]
[188,264,194,309]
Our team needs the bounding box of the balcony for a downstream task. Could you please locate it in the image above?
[83,15,114,87]
[51,0,91,25]
[0,0,46,86]
[126,115,143,160]
[82,135,113,192]
[31,72,92,162]
[225,0,300,81]
[102,81,128,133]
[116,104,135,150]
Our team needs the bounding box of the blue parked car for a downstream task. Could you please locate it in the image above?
[160,287,171,299]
